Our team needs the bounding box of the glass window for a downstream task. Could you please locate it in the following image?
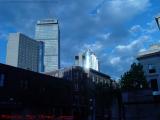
[151,79,158,91]
[75,56,79,60]
[148,64,156,73]
[74,83,79,91]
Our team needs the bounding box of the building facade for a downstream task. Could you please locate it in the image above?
[75,49,99,71]
[47,66,111,85]
[6,33,44,72]
[0,63,73,119]
[137,44,160,95]
[35,19,60,72]
[46,66,113,120]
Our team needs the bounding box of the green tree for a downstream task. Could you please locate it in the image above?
[120,62,148,90]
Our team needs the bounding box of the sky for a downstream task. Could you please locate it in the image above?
[0,0,160,80]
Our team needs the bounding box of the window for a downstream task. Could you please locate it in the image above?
[74,83,79,91]
[148,64,156,73]
[82,55,85,60]
[20,80,28,89]
[96,77,99,83]
[73,95,79,105]
[75,56,79,60]
[92,75,95,82]
[24,80,28,89]
[0,74,5,87]
[151,79,158,91]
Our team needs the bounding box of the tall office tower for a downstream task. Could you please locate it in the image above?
[75,49,99,71]
[6,33,44,72]
[35,19,60,72]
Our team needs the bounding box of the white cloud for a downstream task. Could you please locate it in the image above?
[110,56,120,65]
[100,32,111,40]
[110,0,149,15]
[129,25,144,34]
[82,41,103,52]
[145,20,158,33]
[115,35,149,51]
[102,35,150,79]
[139,48,146,53]
[99,0,150,23]
[129,19,158,36]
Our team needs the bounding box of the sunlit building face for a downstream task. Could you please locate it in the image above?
[75,49,99,71]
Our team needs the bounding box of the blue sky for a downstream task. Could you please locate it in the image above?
[0,0,160,79]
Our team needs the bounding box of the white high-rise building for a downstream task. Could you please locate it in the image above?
[75,49,99,71]
[6,33,44,72]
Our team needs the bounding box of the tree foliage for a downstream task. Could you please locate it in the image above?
[120,62,148,90]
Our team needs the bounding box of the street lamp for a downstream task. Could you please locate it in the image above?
[155,16,160,30]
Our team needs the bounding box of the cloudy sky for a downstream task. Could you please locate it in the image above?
[0,0,160,79]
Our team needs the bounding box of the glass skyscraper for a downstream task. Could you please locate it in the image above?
[35,19,60,72]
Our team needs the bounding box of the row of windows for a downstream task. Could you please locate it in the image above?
[19,57,38,67]
[35,29,59,39]
[63,70,87,81]
[36,25,58,31]
[62,70,110,84]
[45,46,58,55]
[91,74,110,85]
[44,56,58,66]
[36,34,58,39]
[45,66,59,72]
[20,39,39,45]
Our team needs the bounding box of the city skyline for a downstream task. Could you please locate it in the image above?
[0,0,160,79]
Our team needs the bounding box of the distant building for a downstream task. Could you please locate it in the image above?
[6,33,44,72]
[121,89,160,120]
[46,66,111,89]
[75,49,99,71]
[137,44,160,95]
[35,19,60,72]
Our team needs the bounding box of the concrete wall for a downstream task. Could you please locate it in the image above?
[6,33,19,67]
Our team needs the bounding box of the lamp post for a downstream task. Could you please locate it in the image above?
[155,16,160,30]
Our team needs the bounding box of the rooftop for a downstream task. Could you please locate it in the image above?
[37,19,58,24]
[45,66,110,79]
[137,44,160,59]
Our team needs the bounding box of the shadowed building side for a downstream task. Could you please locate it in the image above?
[0,63,72,117]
